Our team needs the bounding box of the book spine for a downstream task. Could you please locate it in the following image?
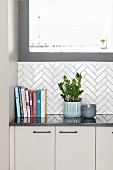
[41,117,46,123]
[18,86,24,118]
[30,118,36,123]
[21,87,27,117]
[36,91,38,118]
[41,90,46,117]
[14,86,21,118]
[37,117,41,123]
[37,90,41,117]
[25,88,30,117]
[29,90,33,117]
[32,91,37,118]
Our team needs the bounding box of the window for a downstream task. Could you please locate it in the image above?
[18,0,113,61]
[29,0,113,52]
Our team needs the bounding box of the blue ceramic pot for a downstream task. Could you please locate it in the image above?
[64,102,81,117]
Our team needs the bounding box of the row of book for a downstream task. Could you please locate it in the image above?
[15,86,47,118]
[16,117,46,124]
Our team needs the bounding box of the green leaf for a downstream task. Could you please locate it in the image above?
[58,73,84,102]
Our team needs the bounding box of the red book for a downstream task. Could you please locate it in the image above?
[32,91,37,118]
[28,90,33,117]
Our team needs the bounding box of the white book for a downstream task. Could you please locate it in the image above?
[25,88,30,117]
[41,89,47,117]
[21,87,27,117]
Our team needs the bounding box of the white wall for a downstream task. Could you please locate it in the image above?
[8,0,18,121]
[0,0,9,169]
[111,4,113,48]
[0,0,18,169]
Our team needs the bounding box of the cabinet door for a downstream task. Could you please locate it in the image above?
[56,126,95,170]
[15,127,55,170]
[96,127,113,170]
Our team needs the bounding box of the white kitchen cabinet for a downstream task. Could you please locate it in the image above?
[14,126,55,170]
[11,125,113,170]
[96,127,113,170]
[56,126,95,170]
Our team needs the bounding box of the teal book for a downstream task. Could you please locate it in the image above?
[37,90,41,117]
[37,117,41,123]
[15,86,21,118]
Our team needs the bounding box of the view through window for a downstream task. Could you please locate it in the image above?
[29,0,113,52]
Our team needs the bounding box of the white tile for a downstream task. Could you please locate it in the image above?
[32,78,44,90]
[85,67,97,79]
[43,68,54,79]
[64,67,75,78]
[22,75,34,87]
[22,67,33,80]
[76,64,86,73]
[54,71,65,83]
[53,64,65,76]
[86,63,97,73]
[96,78,107,90]
[106,95,113,104]
[106,82,113,91]
[106,89,113,98]
[97,98,107,110]
[95,85,107,97]
[33,65,44,76]
[106,74,113,82]
[106,68,113,78]
[95,92,107,104]
[47,92,55,100]
[85,74,97,86]
[18,62,113,115]
[96,65,107,76]
[85,81,96,93]
[43,75,54,86]
[95,72,107,83]
[33,71,44,83]
[97,105,107,114]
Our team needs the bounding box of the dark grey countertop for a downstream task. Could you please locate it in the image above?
[9,114,113,127]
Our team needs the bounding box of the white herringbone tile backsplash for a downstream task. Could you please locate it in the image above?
[18,62,113,115]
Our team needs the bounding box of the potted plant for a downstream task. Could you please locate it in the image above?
[58,73,83,117]
[100,39,107,49]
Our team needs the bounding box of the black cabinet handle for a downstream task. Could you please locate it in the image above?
[59,131,77,134]
[33,131,51,134]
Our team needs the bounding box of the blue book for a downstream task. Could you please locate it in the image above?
[18,86,24,118]
[18,86,21,107]
[37,90,41,117]
[15,87,21,118]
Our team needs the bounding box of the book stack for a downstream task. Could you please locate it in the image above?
[14,86,47,118]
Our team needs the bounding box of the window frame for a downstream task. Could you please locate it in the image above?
[18,0,113,62]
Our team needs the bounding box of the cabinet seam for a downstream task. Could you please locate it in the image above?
[95,127,96,170]
[54,127,56,170]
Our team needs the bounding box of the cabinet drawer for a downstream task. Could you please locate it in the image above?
[15,127,55,170]
[56,126,95,140]
[15,126,55,135]
[96,127,113,170]
[56,126,95,170]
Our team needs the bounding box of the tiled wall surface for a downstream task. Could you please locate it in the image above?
[18,62,113,115]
